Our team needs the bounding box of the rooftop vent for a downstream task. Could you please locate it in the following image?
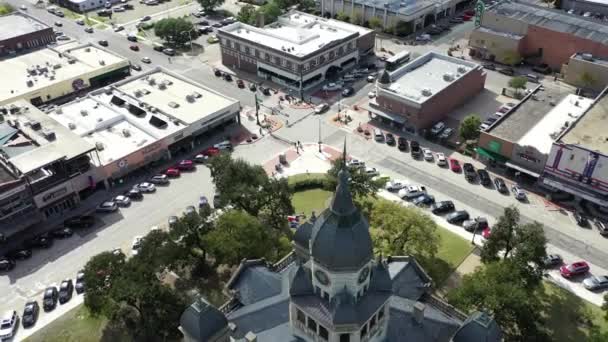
[413,302,425,325]
[53,63,61,70]
[26,80,34,87]
[443,73,455,81]
[245,332,257,342]
[67,58,76,64]
[168,101,179,108]
[149,106,157,113]
[163,79,173,86]
[80,109,88,116]
[582,53,594,61]
[85,47,91,52]
[421,88,432,96]
[122,129,131,137]
[95,142,105,151]
[457,66,468,73]
[142,89,151,95]
[68,122,76,130]
[31,121,41,130]
[42,129,56,141]
[55,108,62,114]
[192,92,202,98]
[99,60,105,66]
[134,90,143,97]
[186,94,195,103]
[148,78,156,85]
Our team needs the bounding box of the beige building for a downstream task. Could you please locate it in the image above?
[563,53,608,92]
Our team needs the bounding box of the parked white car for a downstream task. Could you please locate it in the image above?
[347,159,366,169]
[214,141,233,150]
[131,236,143,255]
[314,103,329,114]
[398,185,427,200]
[96,201,118,213]
[113,195,131,207]
[436,153,447,166]
[511,185,526,200]
[0,310,18,340]
[368,90,377,98]
[386,180,408,192]
[364,167,379,177]
[423,148,434,161]
[322,83,342,91]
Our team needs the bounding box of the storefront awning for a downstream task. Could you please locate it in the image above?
[476,147,508,163]
[505,162,541,178]
[367,107,406,124]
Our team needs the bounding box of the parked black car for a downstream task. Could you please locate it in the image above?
[124,188,144,200]
[446,210,470,224]
[482,63,496,70]
[223,74,232,81]
[386,133,396,146]
[477,169,491,186]
[7,248,32,260]
[431,201,455,215]
[64,215,95,229]
[214,69,222,77]
[43,286,58,311]
[413,194,435,206]
[22,301,39,328]
[23,233,53,249]
[463,163,477,181]
[494,177,508,193]
[0,257,16,272]
[58,279,74,304]
[397,137,408,151]
[75,271,85,294]
[574,211,589,227]
[51,227,73,239]
[410,140,422,158]
[499,67,515,76]
[342,87,355,97]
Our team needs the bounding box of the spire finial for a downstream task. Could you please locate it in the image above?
[342,138,347,168]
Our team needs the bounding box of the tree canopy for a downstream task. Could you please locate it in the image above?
[369,199,439,259]
[508,76,528,94]
[369,17,383,30]
[154,17,199,48]
[237,4,257,25]
[480,206,547,288]
[336,11,349,22]
[196,0,225,12]
[259,2,282,24]
[326,156,382,200]
[459,115,482,141]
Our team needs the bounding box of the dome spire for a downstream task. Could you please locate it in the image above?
[330,139,356,216]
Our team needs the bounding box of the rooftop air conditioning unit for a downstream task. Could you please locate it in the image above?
[582,53,594,61]
[148,78,156,85]
[104,87,112,95]
[163,79,173,86]
[158,83,166,90]
[95,142,105,151]
[26,80,34,87]
[99,60,106,66]
[53,63,61,69]
[186,94,195,103]
[31,121,41,130]
[443,73,454,81]
[421,88,432,96]
[68,58,76,64]
[80,109,88,116]
[68,122,76,130]
[457,66,467,73]
[42,129,56,141]
[134,90,143,97]
[150,107,157,113]
[49,75,55,80]
[55,108,62,114]
[122,129,131,137]
[85,47,91,52]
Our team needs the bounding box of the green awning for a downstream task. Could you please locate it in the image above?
[476,147,508,163]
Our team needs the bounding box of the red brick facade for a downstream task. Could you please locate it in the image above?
[523,25,608,70]
[0,27,55,56]
[375,67,487,130]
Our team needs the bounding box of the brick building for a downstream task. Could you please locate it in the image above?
[365,52,486,132]
[469,1,608,70]
[0,12,55,57]
[217,11,374,92]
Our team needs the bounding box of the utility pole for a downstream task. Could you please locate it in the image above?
[299,66,304,102]
[318,116,322,153]
[255,93,261,125]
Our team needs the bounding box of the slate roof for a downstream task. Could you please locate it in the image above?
[452,311,503,342]
[389,257,433,300]
[492,0,608,45]
[179,298,227,342]
[293,221,313,250]
[229,264,283,305]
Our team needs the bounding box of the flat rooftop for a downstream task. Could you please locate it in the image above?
[385,52,481,105]
[220,11,371,58]
[571,53,608,67]
[476,26,524,40]
[353,0,437,15]
[0,99,94,173]
[0,44,128,105]
[560,90,608,151]
[0,13,48,41]
[111,69,238,125]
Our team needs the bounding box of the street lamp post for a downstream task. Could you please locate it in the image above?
[180,30,195,55]
[318,116,322,153]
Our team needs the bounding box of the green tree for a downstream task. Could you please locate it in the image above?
[508,76,528,96]
[370,200,439,258]
[154,17,199,48]
[480,206,548,288]
[83,251,126,316]
[326,156,382,200]
[238,4,257,25]
[459,115,482,141]
[350,12,362,25]
[540,0,553,6]
[298,0,315,12]
[336,11,350,22]
[258,2,282,24]
[196,0,225,12]
[203,210,275,265]
[274,0,296,9]
[369,16,383,30]
[0,2,14,15]
[447,261,546,340]
[589,327,608,342]
[394,20,411,36]
[554,0,562,8]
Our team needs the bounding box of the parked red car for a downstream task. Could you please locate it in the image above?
[482,227,491,239]
[560,261,590,278]
[202,147,220,157]
[462,15,472,21]
[177,159,194,171]
[464,9,475,16]
[449,158,462,172]
[164,167,180,178]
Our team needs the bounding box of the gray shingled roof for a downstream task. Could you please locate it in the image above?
[390,260,432,300]
[493,1,608,45]
[451,311,503,342]
[289,264,315,296]
[179,299,227,341]
[309,168,373,272]
[293,221,313,249]
[228,265,283,305]
[369,261,393,292]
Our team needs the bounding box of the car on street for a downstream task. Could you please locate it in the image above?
[51,227,73,239]
[134,182,156,193]
[511,185,526,201]
[574,211,589,227]
[543,254,563,268]
[163,48,176,56]
[76,19,85,25]
[430,122,446,136]
[177,159,195,170]
[55,10,64,17]
[423,148,434,161]
[347,159,365,169]
[141,57,151,64]
[237,79,245,88]
[54,21,62,27]
[463,163,476,181]
[24,234,53,249]
[56,35,70,41]
[7,248,32,260]
[560,261,590,278]
[148,174,169,185]
[386,180,407,192]
[322,83,342,91]
[131,236,143,255]
[249,83,257,91]
[214,141,233,150]
[397,137,408,151]
[131,63,142,71]
[19,4,27,10]
[413,194,435,206]
[58,279,74,304]
[367,75,376,82]
[410,140,421,158]
[463,217,489,232]
[168,215,178,228]
[477,169,491,186]
[84,27,94,33]
[0,258,15,272]
[141,15,151,21]
[214,69,222,77]
[212,22,223,28]
[130,45,140,51]
[96,201,118,213]
[64,215,95,229]
[583,275,608,291]
[199,195,210,209]
[499,67,515,76]
[482,63,496,70]
[43,286,58,311]
[398,185,427,200]
[98,40,108,47]
[124,188,143,200]
[439,128,454,140]
[436,153,447,166]
[113,195,131,207]
[385,133,396,146]
[313,103,331,115]
[431,201,455,215]
[75,271,85,293]
[202,147,221,157]
[342,87,355,97]
[21,301,39,328]
[494,177,508,193]
[0,310,18,339]
[185,205,196,215]
[364,167,379,177]
[596,220,608,236]
[446,210,470,224]
[113,25,124,31]
[194,153,208,163]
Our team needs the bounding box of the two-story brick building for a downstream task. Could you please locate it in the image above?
[0,12,55,57]
[217,11,374,92]
[365,52,486,132]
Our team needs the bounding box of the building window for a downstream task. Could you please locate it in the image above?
[265,54,271,61]
[296,309,306,324]
[370,315,376,329]
[319,55,326,64]
[274,56,281,65]
[360,324,368,338]
[307,318,317,332]
[255,49,260,58]
[315,286,321,295]
[340,333,350,342]
[286,60,292,69]
[310,59,317,67]
[323,291,329,301]
[378,306,385,320]
[319,325,329,340]
[329,51,335,59]
[245,46,250,54]
[338,46,344,55]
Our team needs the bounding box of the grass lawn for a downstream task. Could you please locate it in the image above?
[287,173,326,186]
[427,228,475,286]
[292,189,332,218]
[541,282,608,341]
[0,3,14,15]
[62,8,81,20]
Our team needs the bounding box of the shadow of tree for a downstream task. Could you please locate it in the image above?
[418,255,454,287]
[540,283,594,342]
